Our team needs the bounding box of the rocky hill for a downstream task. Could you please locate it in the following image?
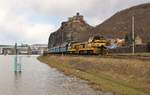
[48,13,93,48]
[48,3,150,48]
[94,3,150,43]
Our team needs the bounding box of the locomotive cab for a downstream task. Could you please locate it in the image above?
[88,35,108,55]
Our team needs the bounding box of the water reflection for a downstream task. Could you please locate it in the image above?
[13,72,22,95]
[0,55,113,95]
[14,72,22,87]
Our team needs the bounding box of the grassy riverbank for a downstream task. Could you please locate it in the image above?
[38,55,150,95]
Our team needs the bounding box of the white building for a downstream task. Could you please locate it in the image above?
[30,44,48,55]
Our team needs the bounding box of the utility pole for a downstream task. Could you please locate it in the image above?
[132,16,135,55]
[61,32,63,56]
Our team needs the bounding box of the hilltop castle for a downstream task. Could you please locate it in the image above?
[48,13,92,48]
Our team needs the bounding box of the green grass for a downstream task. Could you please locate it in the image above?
[38,55,150,95]
[110,52,150,56]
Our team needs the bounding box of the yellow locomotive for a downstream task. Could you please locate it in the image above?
[68,35,108,55]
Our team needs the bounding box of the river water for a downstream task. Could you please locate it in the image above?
[0,55,113,95]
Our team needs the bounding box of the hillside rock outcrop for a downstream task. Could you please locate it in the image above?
[94,3,150,43]
[48,3,150,48]
[48,13,93,48]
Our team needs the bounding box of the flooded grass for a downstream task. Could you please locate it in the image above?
[38,55,150,95]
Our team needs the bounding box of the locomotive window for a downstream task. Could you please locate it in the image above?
[94,36,100,40]
[83,44,85,48]
[93,36,105,40]
[93,36,104,41]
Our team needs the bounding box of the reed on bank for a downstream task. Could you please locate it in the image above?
[38,55,150,95]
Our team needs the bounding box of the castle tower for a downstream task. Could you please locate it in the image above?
[76,12,80,16]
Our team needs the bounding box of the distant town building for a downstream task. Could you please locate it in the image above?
[17,44,31,54]
[135,35,143,45]
[0,45,15,55]
[125,34,143,46]
[30,44,48,55]
[0,44,48,55]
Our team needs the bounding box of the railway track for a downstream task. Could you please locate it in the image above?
[107,54,150,61]
[45,53,150,61]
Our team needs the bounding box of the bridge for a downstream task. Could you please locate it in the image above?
[0,45,31,55]
[0,45,15,54]
[0,44,48,55]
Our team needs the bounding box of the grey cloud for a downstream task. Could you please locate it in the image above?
[0,0,150,44]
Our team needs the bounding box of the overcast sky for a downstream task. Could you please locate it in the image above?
[0,0,150,45]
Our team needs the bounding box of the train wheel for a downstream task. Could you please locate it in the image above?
[79,51,83,55]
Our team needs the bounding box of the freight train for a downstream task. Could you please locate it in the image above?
[49,35,108,55]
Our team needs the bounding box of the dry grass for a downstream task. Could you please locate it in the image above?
[38,55,150,95]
